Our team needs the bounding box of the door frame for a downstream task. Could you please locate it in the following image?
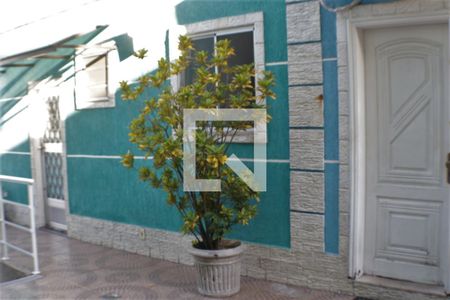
[29,81,70,231]
[346,12,450,289]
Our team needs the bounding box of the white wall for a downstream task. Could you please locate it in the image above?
[0,0,185,82]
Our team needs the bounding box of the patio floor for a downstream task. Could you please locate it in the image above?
[0,227,354,300]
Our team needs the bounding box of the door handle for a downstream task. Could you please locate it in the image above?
[446,153,450,184]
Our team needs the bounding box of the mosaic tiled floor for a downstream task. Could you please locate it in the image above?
[0,262,27,283]
[0,228,354,300]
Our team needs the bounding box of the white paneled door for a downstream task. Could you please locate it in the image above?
[364,24,449,284]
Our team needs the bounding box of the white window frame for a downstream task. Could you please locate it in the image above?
[174,12,265,143]
[74,41,117,110]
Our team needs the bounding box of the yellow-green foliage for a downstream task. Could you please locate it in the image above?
[121,36,275,250]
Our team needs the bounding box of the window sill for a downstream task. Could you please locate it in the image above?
[75,97,115,110]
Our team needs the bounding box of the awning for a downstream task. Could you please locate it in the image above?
[0,25,133,121]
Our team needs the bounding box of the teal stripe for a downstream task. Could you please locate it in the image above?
[320,7,337,59]
[323,60,339,161]
[321,4,340,255]
[324,163,339,254]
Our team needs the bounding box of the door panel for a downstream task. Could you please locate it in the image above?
[364,24,449,284]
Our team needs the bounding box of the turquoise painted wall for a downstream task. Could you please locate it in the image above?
[66,86,290,247]
[66,0,290,247]
[0,150,32,205]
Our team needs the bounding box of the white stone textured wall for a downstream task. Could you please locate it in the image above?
[68,212,441,300]
[286,0,353,295]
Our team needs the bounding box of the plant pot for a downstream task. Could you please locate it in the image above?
[188,241,244,297]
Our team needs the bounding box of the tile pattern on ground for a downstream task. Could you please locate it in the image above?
[0,228,353,299]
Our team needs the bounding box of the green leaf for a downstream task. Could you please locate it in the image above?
[121,151,134,168]
[133,48,148,59]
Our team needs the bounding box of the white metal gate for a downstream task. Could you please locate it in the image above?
[0,175,40,275]
[42,96,67,231]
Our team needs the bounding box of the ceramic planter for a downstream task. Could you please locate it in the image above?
[189,241,244,297]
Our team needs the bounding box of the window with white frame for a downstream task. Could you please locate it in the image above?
[74,42,117,109]
[178,12,265,142]
[182,30,255,104]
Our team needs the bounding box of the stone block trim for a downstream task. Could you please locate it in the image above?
[338,115,349,142]
[290,171,324,213]
[293,212,324,252]
[67,213,448,299]
[288,61,323,86]
[286,1,321,43]
[287,0,329,274]
[338,90,349,116]
[350,0,450,19]
[289,86,324,127]
[288,43,323,63]
[68,213,353,294]
[68,214,195,265]
[290,129,324,170]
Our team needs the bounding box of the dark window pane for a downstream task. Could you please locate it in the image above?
[183,37,214,86]
[217,31,254,69]
[217,31,255,107]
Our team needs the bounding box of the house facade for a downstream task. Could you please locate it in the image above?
[1,0,449,299]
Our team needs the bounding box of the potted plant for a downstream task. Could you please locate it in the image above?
[120,36,275,297]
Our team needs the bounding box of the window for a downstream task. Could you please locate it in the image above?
[183,31,255,96]
[219,31,255,92]
[176,12,265,143]
[74,42,117,109]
